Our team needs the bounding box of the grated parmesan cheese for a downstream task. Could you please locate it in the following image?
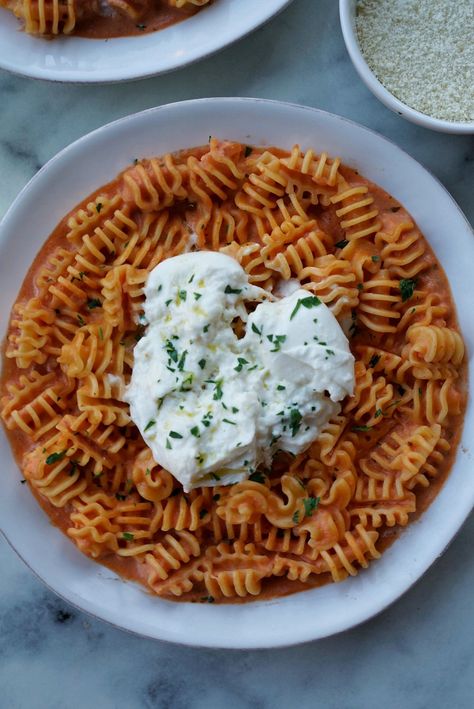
[356,0,474,123]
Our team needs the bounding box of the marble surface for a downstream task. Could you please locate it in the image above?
[0,1,473,707]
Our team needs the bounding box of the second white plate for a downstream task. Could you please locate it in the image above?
[0,0,292,83]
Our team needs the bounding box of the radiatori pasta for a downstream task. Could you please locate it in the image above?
[0,0,212,38]
[0,139,466,602]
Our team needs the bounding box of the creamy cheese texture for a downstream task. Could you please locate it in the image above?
[125,252,355,491]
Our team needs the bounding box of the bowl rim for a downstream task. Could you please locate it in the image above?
[339,0,474,135]
[0,97,473,649]
[0,0,293,83]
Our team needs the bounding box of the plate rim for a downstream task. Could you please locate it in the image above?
[0,97,473,649]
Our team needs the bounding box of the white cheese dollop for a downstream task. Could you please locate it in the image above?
[125,252,354,491]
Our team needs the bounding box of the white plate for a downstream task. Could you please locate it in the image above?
[0,98,473,649]
[0,0,292,83]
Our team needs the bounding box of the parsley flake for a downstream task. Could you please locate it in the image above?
[224,285,242,295]
[290,296,321,320]
[368,354,380,368]
[45,450,67,465]
[87,298,101,310]
[399,278,417,302]
[304,497,320,516]
[289,408,303,437]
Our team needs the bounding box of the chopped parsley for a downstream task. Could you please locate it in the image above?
[368,354,380,368]
[45,450,67,465]
[194,292,202,300]
[251,323,262,336]
[289,408,303,437]
[224,285,242,295]
[249,471,265,484]
[165,339,179,363]
[304,497,320,517]
[212,380,223,400]
[202,413,213,427]
[177,349,188,371]
[122,532,134,541]
[399,278,417,302]
[190,426,200,438]
[98,327,104,341]
[290,295,321,320]
[292,511,300,524]
[178,289,187,302]
[169,431,183,439]
[180,373,193,391]
[198,358,207,370]
[351,425,373,432]
[374,408,383,418]
[277,384,286,391]
[335,239,349,249]
[222,418,236,425]
[77,314,85,326]
[201,596,215,603]
[87,298,101,310]
[268,334,286,352]
[234,357,249,372]
[371,255,380,262]
[144,419,156,431]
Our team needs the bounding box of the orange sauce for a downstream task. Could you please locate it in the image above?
[0,147,467,603]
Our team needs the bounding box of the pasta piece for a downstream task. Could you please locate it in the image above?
[144,530,202,593]
[299,254,359,316]
[203,542,274,598]
[357,269,402,333]
[343,360,395,426]
[131,448,174,502]
[234,151,288,216]
[121,154,187,212]
[375,221,429,279]
[330,181,382,242]
[261,218,331,279]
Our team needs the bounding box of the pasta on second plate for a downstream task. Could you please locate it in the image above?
[0,0,211,37]
[0,139,466,603]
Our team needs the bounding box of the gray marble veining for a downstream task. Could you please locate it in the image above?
[0,1,473,707]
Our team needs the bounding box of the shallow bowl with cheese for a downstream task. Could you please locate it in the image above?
[339,0,474,134]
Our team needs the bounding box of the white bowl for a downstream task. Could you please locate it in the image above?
[0,0,292,83]
[339,0,474,134]
[0,98,473,649]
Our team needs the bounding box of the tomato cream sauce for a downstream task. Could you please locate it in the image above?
[0,145,467,603]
